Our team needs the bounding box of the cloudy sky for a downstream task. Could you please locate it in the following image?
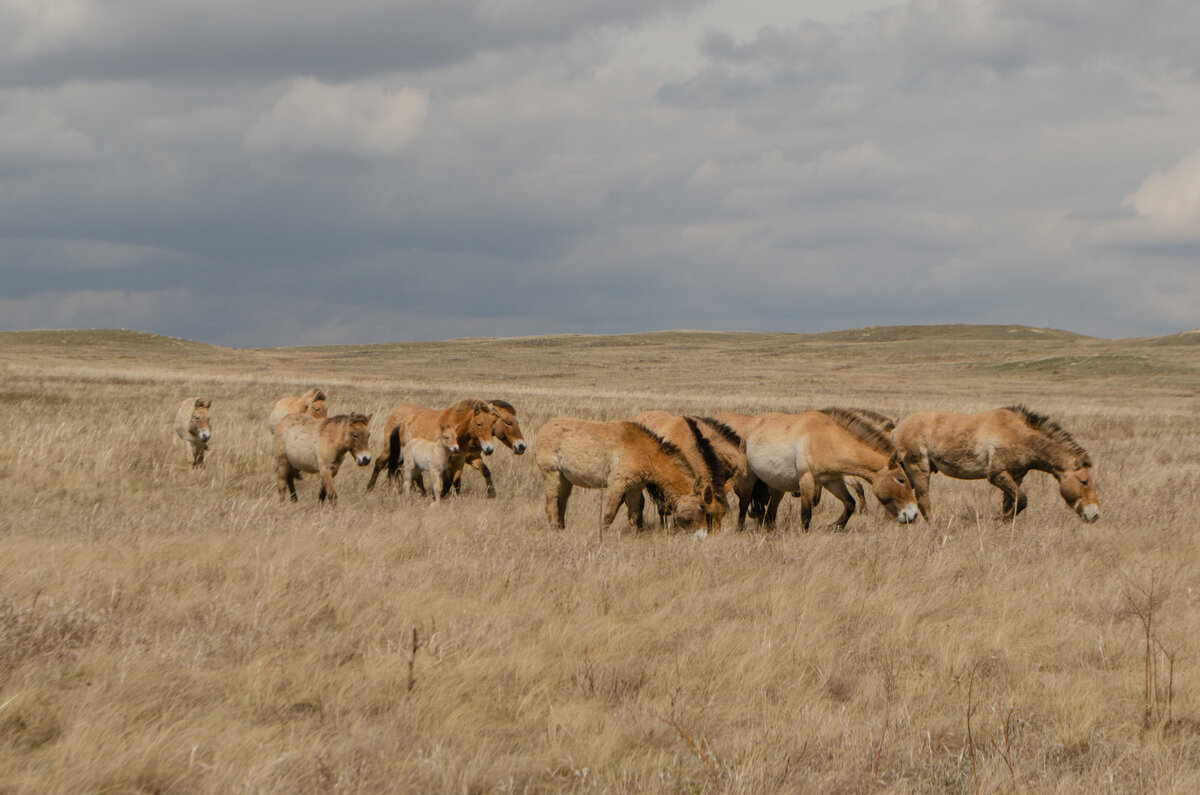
[2,0,1198,346]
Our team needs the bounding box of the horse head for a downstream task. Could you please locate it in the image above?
[1058,456,1099,523]
[346,413,373,466]
[872,452,920,524]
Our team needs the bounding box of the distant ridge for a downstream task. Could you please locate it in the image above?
[5,323,1197,350]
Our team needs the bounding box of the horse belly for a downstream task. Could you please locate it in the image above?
[746,440,806,492]
[554,449,610,489]
[283,436,321,473]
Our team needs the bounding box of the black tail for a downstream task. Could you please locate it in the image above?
[386,426,403,477]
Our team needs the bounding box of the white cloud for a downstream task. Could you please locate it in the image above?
[1124,148,1200,234]
[245,78,428,157]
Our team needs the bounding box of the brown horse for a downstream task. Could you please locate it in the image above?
[535,417,719,538]
[444,398,527,498]
[631,411,732,532]
[892,406,1099,523]
[174,397,212,467]
[743,409,919,530]
[365,400,499,494]
[715,410,890,528]
[268,387,327,432]
[400,425,459,504]
[275,413,372,505]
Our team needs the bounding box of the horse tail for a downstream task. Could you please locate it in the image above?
[387,425,403,477]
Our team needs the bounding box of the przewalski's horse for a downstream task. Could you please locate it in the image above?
[444,398,527,498]
[742,409,919,530]
[892,405,1099,523]
[174,397,212,467]
[631,411,731,532]
[364,400,499,494]
[268,387,328,432]
[401,424,459,504]
[534,417,720,539]
[275,413,372,505]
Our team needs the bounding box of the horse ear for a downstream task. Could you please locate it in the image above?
[703,484,714,503]
[887,451,900,469]
[1079,454,1093,469]
[365,414,373,423]
[195,398,210,408]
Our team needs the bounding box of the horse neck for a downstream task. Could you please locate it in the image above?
[1024,432,1079,475]
[831,436,891,480]
[642,448,693,503]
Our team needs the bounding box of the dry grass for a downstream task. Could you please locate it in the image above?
[0,325,1199,793]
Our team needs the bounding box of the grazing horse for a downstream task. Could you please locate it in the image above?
[401,425,459,504]
[892,406,1100,523]
[444,398,528,498]
[275,413,372,505]
[268,387,327,432]
[365,401,499,494]
[631,411,731,532]
[743,409,919,530]
[174,397,212,467]
[534,417,720,538]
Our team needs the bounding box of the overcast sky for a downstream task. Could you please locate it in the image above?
[2,0,1198,346]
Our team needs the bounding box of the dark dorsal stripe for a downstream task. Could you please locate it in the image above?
[693,416,741,448]
[627,422,695,480]
[683,416,730,487]
[818,407,897,454]
[1005,405,1090,463]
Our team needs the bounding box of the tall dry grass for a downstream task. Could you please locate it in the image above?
[0,326,1198,792]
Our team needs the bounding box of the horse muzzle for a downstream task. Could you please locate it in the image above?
[355,453,372,466]
[481,442,495,455]
[897,504,919,524]
[198,430,211,441]
[1079,503,1100,523]
[512,441,527,455]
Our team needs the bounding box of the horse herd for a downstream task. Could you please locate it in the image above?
[174,391,1101,537]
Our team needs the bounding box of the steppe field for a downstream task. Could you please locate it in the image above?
[2,325,1200,794]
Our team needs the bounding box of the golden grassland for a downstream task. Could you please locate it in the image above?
[0,325,1198,793]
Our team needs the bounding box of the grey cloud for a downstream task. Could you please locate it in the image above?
[2,0,704,87]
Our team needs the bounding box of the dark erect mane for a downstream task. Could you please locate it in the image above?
[486,399,517,414]
[628,422,695,480]
[447,397,486,413]
[841,407,895,433]
[819,407,897,454]
[684,416,730,487]
[1005,405,1090,462]
[693,416,742,448]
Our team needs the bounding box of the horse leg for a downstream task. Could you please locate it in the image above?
[543,471,571,530]
[796,473,818,531]
[763,487,785,530]
[431,467,443,504]
[823,476,857,530]
[600,484,627,539]
[192,440,205,467]
[1010,471,1028,515]
[366,448,388,491]
[277,457,294,502]
[319,465,337,506]
[989,470,1022,520]
[624,488,646,533]
[467,455,497,498]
